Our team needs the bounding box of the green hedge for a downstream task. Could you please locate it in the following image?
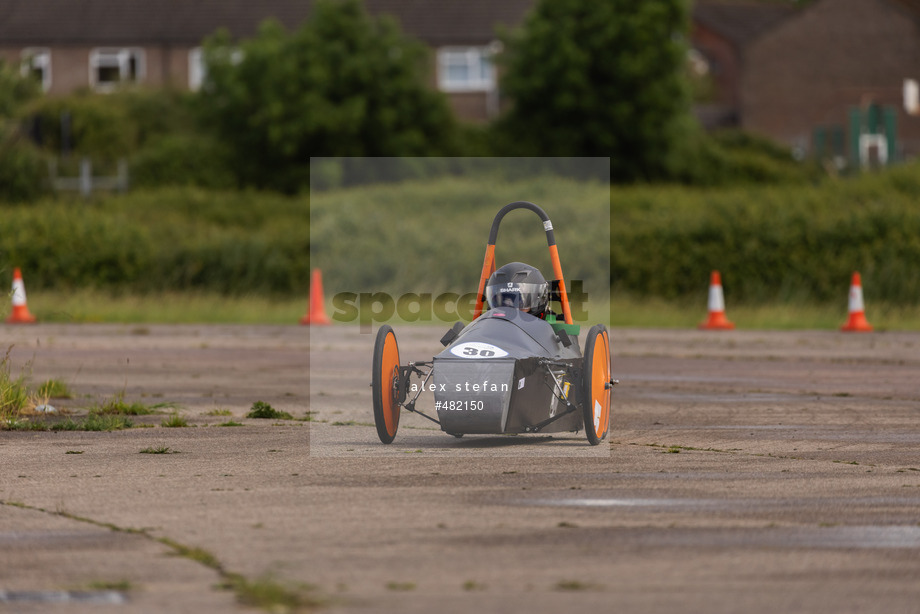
[676,129,824,186]
[3,165,920,306]
[309,175,611,300]
[0,131,50,202]
[130,134,236,189]
[24,89,197,161]
[0,188,309,296]
[611,163,920,305]
[314,166,920,307]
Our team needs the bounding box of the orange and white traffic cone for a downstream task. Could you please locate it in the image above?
[6,268,37,324]
[698,270,735,330]
[840,271,873,332]
[300,269,331,325]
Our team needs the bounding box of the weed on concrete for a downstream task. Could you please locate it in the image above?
[246,401,292,420]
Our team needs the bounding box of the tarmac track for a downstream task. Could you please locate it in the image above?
[1,324,919,613]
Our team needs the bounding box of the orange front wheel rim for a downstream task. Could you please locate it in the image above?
[590,330,610,439]
[372,325,401,444]
[380,336,400,437]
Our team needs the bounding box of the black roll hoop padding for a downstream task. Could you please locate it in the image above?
[487,201,556,247]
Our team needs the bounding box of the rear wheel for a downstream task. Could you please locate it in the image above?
[582,324,611,445]
[372,325,401,444]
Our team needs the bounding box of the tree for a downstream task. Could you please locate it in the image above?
[496,0,696,182]
[0,60,47,203]
[0,59,41,121]
[198,0,459,193]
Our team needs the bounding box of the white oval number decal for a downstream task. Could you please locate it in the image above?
[450,342,509,359]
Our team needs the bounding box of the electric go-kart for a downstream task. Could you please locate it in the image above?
[371,201,616,446]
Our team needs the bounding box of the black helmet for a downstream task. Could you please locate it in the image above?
[485,262,549,316]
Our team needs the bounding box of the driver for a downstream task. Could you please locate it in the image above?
[485,262,550,318]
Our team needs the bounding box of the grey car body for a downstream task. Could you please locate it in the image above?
[433,308,583,435]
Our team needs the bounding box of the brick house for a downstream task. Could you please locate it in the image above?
[690,0,796,129]
[0,0,532,122]
[5,0,919,160]
[741,0,920,161]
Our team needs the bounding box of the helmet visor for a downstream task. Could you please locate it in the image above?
[486,282,547,312]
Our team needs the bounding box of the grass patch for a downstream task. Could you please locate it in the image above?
[217,420,244,427]
[385,582,416,592]
[37,378,74,399]
[0,350,33,420]
[160,412,189,428]
[646,443,739,454]
[205,408,232,416]
[140,446,177,454]
[246,401,292,420]
[0,356,77,429]
[233,575,318,611]
[159,537,222,568]
[554,580,600,591]
[88,394,160,416]
[51,415,134,431]
[331,420,375,427]
[31,289,307,325]
[609,292,920,330]
[23,289,920,330]
[307,291,920,331]
[157,538,322,611]
[2,419,49,431]
[3,415,133,432]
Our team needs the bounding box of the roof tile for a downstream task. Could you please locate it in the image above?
[0,0,534,46]
[692,0,798,46]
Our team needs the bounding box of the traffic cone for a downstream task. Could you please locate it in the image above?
[841,272,873,332]
[300,269,331,325]
[6,268,37,324]
[698,270,734,330]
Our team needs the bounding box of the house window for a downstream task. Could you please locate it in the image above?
[21,48,51,92]
[437,46,495,92]
[89,48,144,91]
[188,47,204,91]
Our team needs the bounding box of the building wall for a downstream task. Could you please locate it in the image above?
[5,42,492,122]
[445,91,491,123]
[148,45,189,88]
[52,47,92,93]
[1,46,89,94]
[2,44,199,94]
[743,0,920,158]
[691,23,741,107]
